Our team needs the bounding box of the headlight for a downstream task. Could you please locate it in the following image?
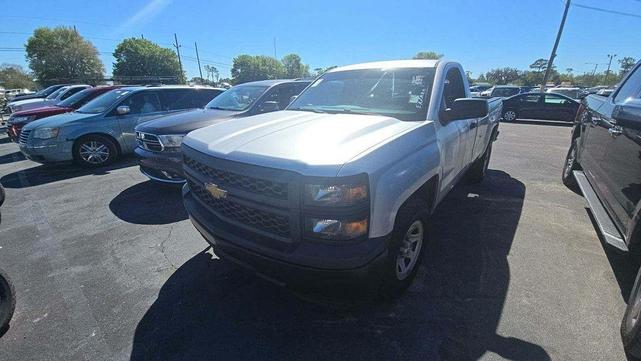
[32,127,59,139]
[157,134,184,148]
[304,183,368,206]
[306,217,368,240]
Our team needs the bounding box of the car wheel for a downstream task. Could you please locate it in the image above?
[562,138,581,191]
[0,267,15,334]
[622,267,641,358]
[467,143,493,184]
[73,135,118,167]
[502,110,517,122]
[380,198,428,298]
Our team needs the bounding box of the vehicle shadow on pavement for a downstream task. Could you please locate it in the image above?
[109,180,187,225]
[0,156,137,188]
[130,170,550,361]
[510,119,573,128]
[0,151,25,165]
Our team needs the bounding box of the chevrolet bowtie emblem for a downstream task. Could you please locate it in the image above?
[205,183,227,199]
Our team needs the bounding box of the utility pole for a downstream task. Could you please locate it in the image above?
[195,42,204,82]
[173,33,184,83]
[273,37,277,59]
[604,54,617,84]
[141,34,145,40]
[541,0,571,92]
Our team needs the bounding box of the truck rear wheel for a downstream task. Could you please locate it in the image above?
[467,143,492,184]
[622,267,641,358]
[380,198,429,298]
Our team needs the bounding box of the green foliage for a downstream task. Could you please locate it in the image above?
[413,51,443,60]
[483,67,521,85]
[25,26,104,85]
[0,64,36,90]
[529,58,548,72]
[281,54,310,78]
[313,66,337,77]
[231,55,285,84]
[203,65,219,83]
[113,38,185,84]
[618,57,637,76]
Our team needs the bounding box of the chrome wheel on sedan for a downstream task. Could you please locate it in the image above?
[396,220,424,281]
[502,110,517,122]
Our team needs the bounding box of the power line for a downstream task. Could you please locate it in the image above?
[572,2,641,19]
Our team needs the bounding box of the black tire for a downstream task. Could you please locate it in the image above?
[467,143,493,184]
[379,198,429,298]
[502,109,518,122]
[562,138,581,191]
[73,135,118,167]
[0,267,15,334]
[622,267,641,358]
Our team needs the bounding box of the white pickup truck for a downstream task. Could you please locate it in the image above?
[181,60,502,296]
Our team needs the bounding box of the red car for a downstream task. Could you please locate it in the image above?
[6,86,122,141]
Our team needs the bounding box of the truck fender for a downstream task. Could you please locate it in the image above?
[67,129,124,155]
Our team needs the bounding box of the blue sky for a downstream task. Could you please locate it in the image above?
[1,0,640,80]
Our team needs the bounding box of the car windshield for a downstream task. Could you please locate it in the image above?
[491,87,520,97]
[288,67,436,121]
[45,87,68,100]
[37,85,60,96]
[77,89,131,114]
[56,88,93,108]
[206,85,268,111]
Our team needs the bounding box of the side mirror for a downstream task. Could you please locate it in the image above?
[116,105,130,115]
[613,104,641,130]
[258,101,280,113]
[289,95,298,104]
[443,98,488,122]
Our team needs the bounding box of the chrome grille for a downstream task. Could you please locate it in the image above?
[18,129,31,145]
[184,155,288,199]
[136,131,163,152]
[187,179,290,237]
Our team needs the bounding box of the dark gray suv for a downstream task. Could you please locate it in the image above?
[134,79,310,184]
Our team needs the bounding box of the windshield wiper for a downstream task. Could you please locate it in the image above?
[209,106,234,111]
[289,107,329,114]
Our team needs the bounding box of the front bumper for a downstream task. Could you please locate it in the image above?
[183,186,390,292]
[134,147,185,184]
[19,140,73,163]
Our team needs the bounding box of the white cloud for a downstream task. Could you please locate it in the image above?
[114,0,172,34]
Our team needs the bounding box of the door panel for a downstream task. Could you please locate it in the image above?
[115,91,164,152]
[517,94,543,119]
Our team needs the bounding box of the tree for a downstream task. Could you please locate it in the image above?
[204,65,219,83]
[529,58,548,72]
[231,55,285,84]
[25,26,104,85]
[0,64,36,90]
[619,57,637,76]
[112,38,185,84]
[484,67,521,85]
[413,51,443,60]
[281,54,310,78]
[313,66,337,77]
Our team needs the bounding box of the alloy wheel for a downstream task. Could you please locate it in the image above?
[396,220,424,280]
[503,110,517,122]
[79,141,110,165]
[564,145,576,179]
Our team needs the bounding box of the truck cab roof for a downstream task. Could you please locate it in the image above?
[328,59,440,72]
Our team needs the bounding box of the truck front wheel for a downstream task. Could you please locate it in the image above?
[380,198,429,298]
[562,137,581,192]
[622,266,641,358]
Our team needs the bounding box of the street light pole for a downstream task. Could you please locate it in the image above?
[541,0,571,92]
[604,54,617,85]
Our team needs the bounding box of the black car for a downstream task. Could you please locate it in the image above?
[501,92,579,122]
[134,79,311,184]
[561,60,641,356]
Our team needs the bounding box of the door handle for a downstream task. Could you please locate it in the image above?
[609,126,623,137]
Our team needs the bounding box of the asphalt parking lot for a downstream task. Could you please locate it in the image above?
[0,121,637,360]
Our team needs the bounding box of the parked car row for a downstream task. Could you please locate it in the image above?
[11,59,502,297]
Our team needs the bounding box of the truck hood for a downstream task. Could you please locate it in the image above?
[184,110,420,176]
[135,108,240,135]
[23,111,95,131]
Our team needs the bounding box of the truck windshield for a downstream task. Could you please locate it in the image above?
[288,68,435,121]
[206,85,268,111]
[77,89,131,114]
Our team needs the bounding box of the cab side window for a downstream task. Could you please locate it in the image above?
[614,64,641,103]
[158,89,195,111]
[443,68,466,109]
[120,92,161,115]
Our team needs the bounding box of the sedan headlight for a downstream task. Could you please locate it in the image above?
[157,134,185,148]
[304,183,368,206]
[32,127,60,139]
